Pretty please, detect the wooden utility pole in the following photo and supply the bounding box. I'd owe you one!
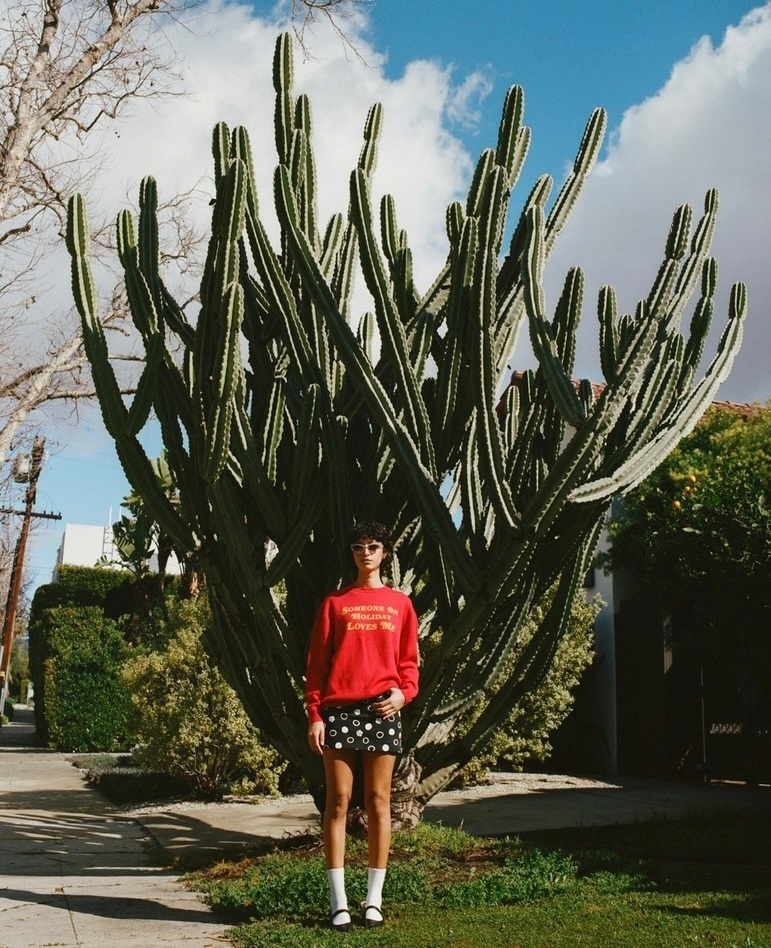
[0,438,47,714]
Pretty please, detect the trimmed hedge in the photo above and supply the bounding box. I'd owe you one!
[28,566,134,745]
[40,605,133,752]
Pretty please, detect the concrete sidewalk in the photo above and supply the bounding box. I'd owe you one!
[2,707,770,947]
[134,769,771,862]
[0,710,228,947]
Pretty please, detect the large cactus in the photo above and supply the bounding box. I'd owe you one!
[66,33,745,823]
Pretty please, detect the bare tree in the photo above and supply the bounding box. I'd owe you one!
[0,0,358,476]
[0,0,195,472]
[291,0,373,55]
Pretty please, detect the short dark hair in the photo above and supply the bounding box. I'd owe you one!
[347,521,394,556]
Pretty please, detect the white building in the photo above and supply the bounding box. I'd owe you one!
[53,523,182,579]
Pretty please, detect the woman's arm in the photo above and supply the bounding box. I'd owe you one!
[305,598,334,724]
[308,719,325,755]
[397,596,420,703]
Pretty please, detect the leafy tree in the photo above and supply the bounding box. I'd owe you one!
[605,404,770,781]
[605,404,771,645]
[0,0,198,478]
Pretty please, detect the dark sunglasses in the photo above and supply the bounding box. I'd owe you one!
[350,542,383,554]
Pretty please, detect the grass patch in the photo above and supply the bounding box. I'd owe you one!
[188,814,771,947]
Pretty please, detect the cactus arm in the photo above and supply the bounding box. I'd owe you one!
[358,103,383,175]
[494,173,552,373]
[459,418,484,537]
[66,194,130,433]
[679,259,716,389]
[294,94,319,248]
[495,85,527,186]
[288,384,321,523]
[598,285,619,383]
[117,209,162,335]
[262,381,286,485]
[433,215,477,464]
[125,333,163,436]
[553,266,583,378]
[230,403,288,539]
[349,168,437,476]
[472,168,522,529]
[320,212,345,283]
[645,202,692,320]
[194,157,247,419]
[203,283,245,482]
[522,207,586,427]
[275,164,481,594]
[137,176,163,310]
[465,149,496,218]
[273,32,294,165]
[543,108,606,253]
[569,281,746,503]
[660,190,717,330]
[212,120,232,185]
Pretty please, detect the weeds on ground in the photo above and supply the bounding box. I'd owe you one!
[194,823,576,920]
[188,813,771,948]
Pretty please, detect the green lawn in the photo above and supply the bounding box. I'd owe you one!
[188,813,771,948]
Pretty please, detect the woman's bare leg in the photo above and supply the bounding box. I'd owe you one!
[362,752,397,867]
[361,752,396,925]
[322,749,356,868]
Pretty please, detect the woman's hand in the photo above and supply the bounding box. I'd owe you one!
[308,720,325,756]
[372,688,405,718]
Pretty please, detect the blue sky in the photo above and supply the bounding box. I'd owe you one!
[19,0,771,590]
[367,1,752,178]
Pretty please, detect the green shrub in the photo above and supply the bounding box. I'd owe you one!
[54,564,135,601]
[28,567,134,742]
[452,588,600,785]
[123,596,285,799]
[41,606,133,752]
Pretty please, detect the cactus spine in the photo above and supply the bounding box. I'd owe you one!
[66,33,745,821]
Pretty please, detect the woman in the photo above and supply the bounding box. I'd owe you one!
[306,521,419,932]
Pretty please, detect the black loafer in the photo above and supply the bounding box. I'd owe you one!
[330,908,352,932]
[364,905,384,929]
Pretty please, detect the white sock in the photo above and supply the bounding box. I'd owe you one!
[365,867,386,919]
[327,867,349,921]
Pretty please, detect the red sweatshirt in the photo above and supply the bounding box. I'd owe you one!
[305,584,419,724]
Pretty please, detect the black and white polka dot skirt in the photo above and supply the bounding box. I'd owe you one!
[321,691,402,754]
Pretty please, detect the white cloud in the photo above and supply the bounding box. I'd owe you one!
[446,68,495,127]
[546,3,771,403]
[95,0,475,296]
